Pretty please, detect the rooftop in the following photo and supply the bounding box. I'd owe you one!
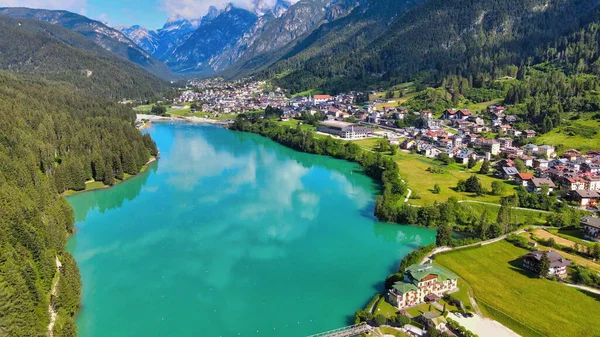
[405,263,458,282]
[319,120,357,129]
[581,216,600,229]
[523,250,571,268]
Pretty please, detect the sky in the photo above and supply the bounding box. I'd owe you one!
[0,0,287,30]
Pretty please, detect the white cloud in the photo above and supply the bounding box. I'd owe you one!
[159,0,298,20]
[0,0,88,14]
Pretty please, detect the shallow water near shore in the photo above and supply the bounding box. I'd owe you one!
[67,122,435,337]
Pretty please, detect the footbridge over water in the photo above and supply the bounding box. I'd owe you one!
[306,322,377,337]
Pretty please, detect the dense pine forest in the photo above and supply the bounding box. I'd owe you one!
[264,0,600,95]
[0,71,157,336]
[0,15,168,99]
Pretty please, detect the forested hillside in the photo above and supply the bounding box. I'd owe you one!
[264,0,600,93]
[0,15,168,99]
[0,7,174,79]
[0,70,158,336]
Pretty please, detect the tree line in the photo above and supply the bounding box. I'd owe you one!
[0,71,157,337]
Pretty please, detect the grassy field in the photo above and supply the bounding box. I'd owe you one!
[462,203,548,226]
[375,326,410,337]
[374,297,399,318]
[519,230,600,272]
[448,278,474,312]
[134,104,192,115]
[459,98,503,113]
[536,117,600,152]
[393,151,514,206]
[277,119,316,131]
[434,241,600,337]
[405,303,441,317]
[351,138,381,151]
[547,228,595,248]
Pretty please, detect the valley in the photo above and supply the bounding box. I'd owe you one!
[1,1,600,337]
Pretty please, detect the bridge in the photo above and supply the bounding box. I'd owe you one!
[307,322,376,337]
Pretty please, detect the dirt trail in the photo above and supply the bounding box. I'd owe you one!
[47,257,62,337]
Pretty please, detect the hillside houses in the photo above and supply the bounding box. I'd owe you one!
[176,80,600,211]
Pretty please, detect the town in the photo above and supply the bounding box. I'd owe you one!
[146,78,600,212]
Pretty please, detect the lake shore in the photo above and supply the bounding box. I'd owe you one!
[136,113,229,129]
[63,156,158,197]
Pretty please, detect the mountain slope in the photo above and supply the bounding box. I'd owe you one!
[0,15,168,98]
[264,0,600,92]
[165,5,258,74]
[0,7,174,79]
[215,0,361,75]
[0,69,158,337]
[117,25,160,55]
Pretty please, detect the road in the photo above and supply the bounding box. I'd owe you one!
[563,283,600,296]
[456,200,552,213]
[419,232,518,265]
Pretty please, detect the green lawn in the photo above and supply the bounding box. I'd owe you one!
[351,138,381,151]
[434,240,600,337]
[376,326,410,337]
[405,303,442,317]
[462,203,548,226]
[446,278,473,312]
[374,298,399,318]
[459,98,503,113]
[537,118,600,152]
[394,151,513,206]
[277,119,316,131]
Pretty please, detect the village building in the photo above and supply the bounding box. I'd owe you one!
[585,176,600,191]
[529,177,556,194]
[581,216,600,242]
[560,177,587,191]
[570,190,600,207]
[387,264,458,310]
[516,172,534,187]
[522,250,571,277]
[418,312,448,332]
[316,120,372,139]
[312,94,333,105]
[442,108,457,120]
[499,166,519,180]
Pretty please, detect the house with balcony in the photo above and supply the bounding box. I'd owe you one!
[581,216,600,242]
[387,264,458,309]
[522,251,571,277]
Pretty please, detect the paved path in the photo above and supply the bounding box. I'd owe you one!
[456,200,551,213]
[563,283,600,295]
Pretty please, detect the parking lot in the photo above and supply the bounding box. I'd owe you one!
[449,312,520,337]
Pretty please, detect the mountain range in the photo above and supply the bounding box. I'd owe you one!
[2,0,600,94]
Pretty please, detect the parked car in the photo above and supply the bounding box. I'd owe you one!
[455,312,462,318]
[464,312,474,318]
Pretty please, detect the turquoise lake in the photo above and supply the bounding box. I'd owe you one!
[67,123,435,337]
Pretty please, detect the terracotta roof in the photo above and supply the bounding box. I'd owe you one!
[314,95,332,99]
[518,173,533,180]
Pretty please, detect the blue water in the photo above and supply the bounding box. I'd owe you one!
[67,122,435,337]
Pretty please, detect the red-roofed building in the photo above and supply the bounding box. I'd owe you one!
[517,172,534,187]
[458,109,472,119]
[442,109,457,120]
[312,94,333,104]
